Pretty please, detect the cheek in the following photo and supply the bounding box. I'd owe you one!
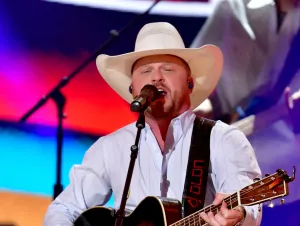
[132,84,141,96]
[169,79,188,93]
[132,79,147,95]
[170,81,190,100]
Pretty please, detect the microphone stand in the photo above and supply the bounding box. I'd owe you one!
[19,0,162,200]
[114,111,145,226]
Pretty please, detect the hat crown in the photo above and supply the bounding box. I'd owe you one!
[134,22,185,52]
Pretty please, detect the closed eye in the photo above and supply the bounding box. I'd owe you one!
[163,68,174,72]
[141,69,151,74]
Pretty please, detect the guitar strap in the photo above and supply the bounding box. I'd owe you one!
[181,117,216,217]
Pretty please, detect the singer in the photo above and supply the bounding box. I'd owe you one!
[44,22,262,226]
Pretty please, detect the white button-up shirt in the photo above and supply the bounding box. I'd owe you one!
[44,110,262,225]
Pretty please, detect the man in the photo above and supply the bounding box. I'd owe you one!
[191,0,300,122]
[191,0,300,213]
[43,22,262,226]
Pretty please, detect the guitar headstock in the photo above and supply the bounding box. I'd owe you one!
[240,167,296,207]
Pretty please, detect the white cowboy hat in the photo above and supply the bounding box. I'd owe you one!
[96,22,223,110]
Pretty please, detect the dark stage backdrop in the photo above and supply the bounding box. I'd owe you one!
[0,0,206,135]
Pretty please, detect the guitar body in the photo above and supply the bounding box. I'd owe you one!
[73,169,294,226]
[74,196,182,226]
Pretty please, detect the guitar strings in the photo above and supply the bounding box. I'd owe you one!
[175,178,276,226]
[171,176,275,226]
[177,181,273,226]
[175,191,277,226]
[172,193,238,226]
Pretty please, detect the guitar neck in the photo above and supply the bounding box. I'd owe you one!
[171,192,239,226]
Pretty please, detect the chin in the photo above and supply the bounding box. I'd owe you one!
[147,102,174,118]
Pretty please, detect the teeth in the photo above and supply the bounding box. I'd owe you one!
[158,89,166,96]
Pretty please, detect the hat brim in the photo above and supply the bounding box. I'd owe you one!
[96,44,223,110]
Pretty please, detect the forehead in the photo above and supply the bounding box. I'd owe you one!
[132,54,189,69]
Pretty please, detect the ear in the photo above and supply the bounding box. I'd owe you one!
[188,76,194,93]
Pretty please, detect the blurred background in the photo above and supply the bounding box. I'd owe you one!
[0,0,299,225]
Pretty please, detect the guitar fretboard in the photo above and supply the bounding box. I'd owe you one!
[170,192,239,226]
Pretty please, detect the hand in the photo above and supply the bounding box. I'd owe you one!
[199,193,245,226]
[285,87,300,134]
[285,87,300,148]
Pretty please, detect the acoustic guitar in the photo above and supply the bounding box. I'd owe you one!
[74,167,295,226]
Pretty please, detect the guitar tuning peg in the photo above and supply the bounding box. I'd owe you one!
[265,173,270,177]
[253,178,260,182]
[268,200,274,208]
[281,199,285,205]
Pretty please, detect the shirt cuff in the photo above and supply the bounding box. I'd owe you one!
[239,205,262,226]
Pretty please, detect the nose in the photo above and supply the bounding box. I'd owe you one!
[151,70,165,83]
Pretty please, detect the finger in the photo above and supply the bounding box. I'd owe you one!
[221,207,244,220]
[220,201,230,218]
[285,86,291,97]
[199,212,211,225]
[207,211,221,226]
[213,193,226,205]
[214,212,227,226]
[215,214,239,226]
[285,87,292,109]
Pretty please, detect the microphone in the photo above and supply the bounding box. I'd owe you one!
[130,84,159,112]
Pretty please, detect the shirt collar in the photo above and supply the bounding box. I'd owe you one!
[143,109,196,145]
[172,109,196,135]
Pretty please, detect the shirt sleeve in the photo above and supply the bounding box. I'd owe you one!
[189,0,236,118]
[211,122,263,226]
[43,138,112,226]
[189,0,229,48]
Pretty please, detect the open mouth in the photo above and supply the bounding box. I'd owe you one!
[157,88,167,97]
